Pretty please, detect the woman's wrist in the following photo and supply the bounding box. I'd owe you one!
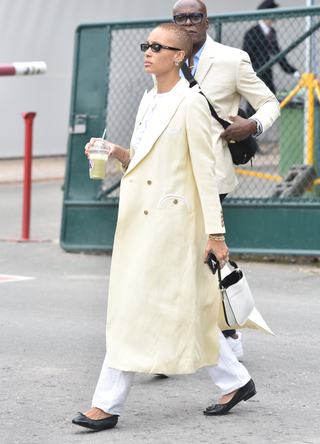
[208,234,225,241]
[114,147,130,167]
[114,147,128,162]
[117,148,127,162]
[119,149,130,165]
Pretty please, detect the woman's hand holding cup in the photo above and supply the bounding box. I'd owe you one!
[85,138,111,158]
[85,138,125,161]
[85,138,111,180]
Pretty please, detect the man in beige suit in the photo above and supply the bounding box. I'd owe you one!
[173,0,280,355]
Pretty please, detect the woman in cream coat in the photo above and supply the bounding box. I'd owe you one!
[73,23,256,432]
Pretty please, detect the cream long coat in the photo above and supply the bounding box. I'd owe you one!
[106,79,225,374]
[193,35,281,194]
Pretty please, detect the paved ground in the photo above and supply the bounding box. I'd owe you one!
[0,163,320,444]
[0,156,66,185]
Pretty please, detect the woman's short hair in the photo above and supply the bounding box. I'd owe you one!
[156,23,193,61]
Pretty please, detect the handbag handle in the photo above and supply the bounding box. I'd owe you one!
[217,263,223,289]
[217,259,240,289]
[181,63,230,131]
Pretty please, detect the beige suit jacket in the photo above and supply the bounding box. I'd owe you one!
[194,35,280,194]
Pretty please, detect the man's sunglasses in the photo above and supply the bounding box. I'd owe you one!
[140,43,181,53]
[173,13,205,25]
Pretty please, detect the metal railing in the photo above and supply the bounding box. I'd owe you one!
[88,6,320,203]
[61,6,320,253]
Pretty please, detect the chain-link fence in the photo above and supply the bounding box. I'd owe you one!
[100,7,320,202]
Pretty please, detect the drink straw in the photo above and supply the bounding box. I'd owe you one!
[98,128,106,153]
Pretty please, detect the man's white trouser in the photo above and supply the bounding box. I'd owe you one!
[92,329,250,416]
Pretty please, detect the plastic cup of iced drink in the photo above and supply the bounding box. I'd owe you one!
[88,141,110,179]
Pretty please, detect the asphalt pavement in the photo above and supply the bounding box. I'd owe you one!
[0,163,320,444]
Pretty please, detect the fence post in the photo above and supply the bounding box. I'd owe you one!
[21,112,36,241]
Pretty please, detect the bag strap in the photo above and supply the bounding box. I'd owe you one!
[217,264,223,289]
[217,259,239,289]
[181,63,230,131]
[181,62,198,87]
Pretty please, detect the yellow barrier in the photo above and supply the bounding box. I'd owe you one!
[235,169,282,181]
[280,73,320,166]
[235,75,320,191]
[234,171,320,187]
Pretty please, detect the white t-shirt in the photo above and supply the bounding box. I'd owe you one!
[132,90,173,152]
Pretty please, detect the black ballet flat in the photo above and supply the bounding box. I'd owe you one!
[72,412,118,431]
[203,379,256,416]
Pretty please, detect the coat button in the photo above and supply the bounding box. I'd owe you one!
[144,210,148,215]
[147,180,152,185]
[173,199,178,204]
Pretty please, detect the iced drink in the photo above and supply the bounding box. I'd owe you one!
[89,142,109,180]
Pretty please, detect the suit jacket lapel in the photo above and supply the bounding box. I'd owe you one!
[125,79,189,175]
[195,35,215,85]
[132,89,154,134]
[256,25,268,45]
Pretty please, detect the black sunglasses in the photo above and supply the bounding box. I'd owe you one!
[140,43,181,53]
[173,13,205,25]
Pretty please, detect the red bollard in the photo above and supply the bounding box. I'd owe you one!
[21,112,36,241]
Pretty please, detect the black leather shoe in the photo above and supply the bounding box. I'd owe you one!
[203,379,256,416]
[72,412,118,431]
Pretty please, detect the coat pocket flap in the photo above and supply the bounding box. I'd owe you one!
[157,194,191,213]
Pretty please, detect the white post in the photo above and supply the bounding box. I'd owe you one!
[13,61,47,75]
[304,0,312,163]
[0,62,47,77]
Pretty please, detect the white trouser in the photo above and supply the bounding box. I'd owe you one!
[92,328,251,416]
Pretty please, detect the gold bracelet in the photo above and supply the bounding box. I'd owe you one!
[118,150,126,162]
[209,235,225,241]
[116,150,130,170]
[121,154,130,166]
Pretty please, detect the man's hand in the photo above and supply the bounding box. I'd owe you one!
[220,114,256,143]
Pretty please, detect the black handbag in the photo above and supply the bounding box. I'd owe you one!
[181,63,257,165]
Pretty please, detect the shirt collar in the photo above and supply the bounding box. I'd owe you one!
[185,39,207,76]
[193,40,206,63]
[259,20,271,36]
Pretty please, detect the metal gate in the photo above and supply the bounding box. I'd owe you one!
[61,6,320,254]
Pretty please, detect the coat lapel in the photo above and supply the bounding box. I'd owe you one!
[195,35,215,85]
[132,89,154,134]
[125,79,189,175]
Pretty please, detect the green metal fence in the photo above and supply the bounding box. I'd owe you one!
[61,6,320,254]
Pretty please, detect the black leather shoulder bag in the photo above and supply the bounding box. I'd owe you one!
[181,63,257,165]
